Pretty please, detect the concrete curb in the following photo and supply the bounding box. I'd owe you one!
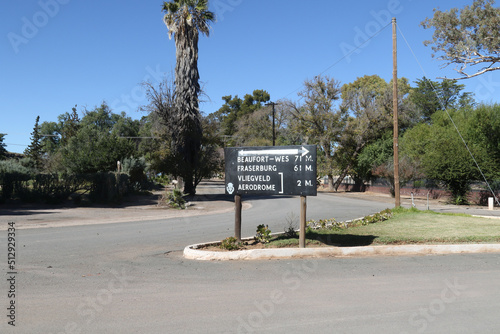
[183,242,500,261]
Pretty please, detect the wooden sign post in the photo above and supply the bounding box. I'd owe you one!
[235,194,242,242]
[299,195,307,248]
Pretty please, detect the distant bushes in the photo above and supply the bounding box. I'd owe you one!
[0,159,32,202]
[120,156,152,191]
[88,172,130,203]
[0,171,132,204]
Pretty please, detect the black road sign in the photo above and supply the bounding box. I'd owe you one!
[224,145,317,196]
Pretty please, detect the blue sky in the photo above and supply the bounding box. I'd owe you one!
[2,0,500,153]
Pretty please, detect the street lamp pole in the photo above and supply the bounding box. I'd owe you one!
[265,102,279,146]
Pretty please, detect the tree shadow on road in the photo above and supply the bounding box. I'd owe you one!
[307,231,378,247]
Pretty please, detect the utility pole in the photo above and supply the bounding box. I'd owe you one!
[392,17,400,207]
[265,102,279,146]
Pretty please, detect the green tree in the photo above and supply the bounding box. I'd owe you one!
[461,104,500,179]
[371,155,423,197]
[162,0,215,195]
[401,108,496,203]
[233,108,273,147]
[136,115,161,163]
[212,94,243,139]
[60,103,137,174]
[422,0,500,79]
[24,116,44,170]
[355,131,394,183]
[232,100,290,147]
[39,121,60,154]
[210,89,271,145]
[0,133,7,160]
[332,75,414,191]
[286,75,345,190]
[58,105,80,146]
[409,77,474,122]
[35,106,81,172]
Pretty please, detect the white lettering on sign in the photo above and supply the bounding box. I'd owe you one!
[237,155,269,163]
[237,165,277,172]
[274,156,289,163]
[237,175,272,182]
[238,184,276,191]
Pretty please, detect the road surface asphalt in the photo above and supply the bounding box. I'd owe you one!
[1,180,500,333]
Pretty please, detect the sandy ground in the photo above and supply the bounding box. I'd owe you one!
[0,181,248,230]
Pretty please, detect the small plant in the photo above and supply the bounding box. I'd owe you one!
[220,237,242,250]
[380,208,392,215]
[167,188,186,209]
[452,195,469,205]
[306,209,393,230]
[255,224,272,243]
[283,212,298,238]
[152,174,171,186]
[307,218,345,230]
[351,209,393,226]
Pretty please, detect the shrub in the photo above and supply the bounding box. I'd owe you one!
[0,167,133,204]
[220,237,242,250]
[152,174,171,186]
[283,212,298,238]
[255,224,271,244]
[307,218,346,230]
[0,172,31,201]
[89,172,129,203]
[21,173,85,203]
[351,209,392,226]
[121,157,150,191]
[0,159,33,174]
[0,160,33,201]
[166,189,186,209]
[307,209,393,231]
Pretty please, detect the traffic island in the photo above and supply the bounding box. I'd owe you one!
[183,242,500,261]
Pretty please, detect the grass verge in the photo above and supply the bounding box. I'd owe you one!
[264,208,500,248]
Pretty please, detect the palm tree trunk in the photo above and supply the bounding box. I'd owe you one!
[173,21,203,195]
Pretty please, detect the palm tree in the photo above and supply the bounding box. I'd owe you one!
[162,0,215,195]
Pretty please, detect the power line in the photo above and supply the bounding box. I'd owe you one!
[5,143,28,147]
[281,21,392,100]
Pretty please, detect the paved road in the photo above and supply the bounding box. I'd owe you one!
[1,186,500,333]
